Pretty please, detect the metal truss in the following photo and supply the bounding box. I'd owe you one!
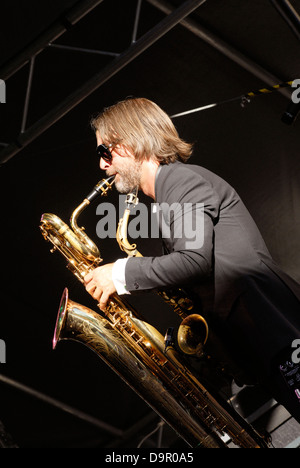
[0,0,293,166]
[269,0,300,41]
[0,0,206,165]
[0,373,161,447]
[149,0,292,98]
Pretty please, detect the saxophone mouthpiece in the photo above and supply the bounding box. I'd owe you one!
[105,175,116,185]
[86,176,115,202]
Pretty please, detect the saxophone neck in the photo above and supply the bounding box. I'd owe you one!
[70,176,115,259]
[116,188,142,257]
[70,199,91,238]
[70,176,116,257]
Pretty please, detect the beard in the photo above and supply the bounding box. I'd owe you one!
[110,159,142,194]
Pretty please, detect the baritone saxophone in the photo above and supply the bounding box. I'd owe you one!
[116,189,209,357]
[40,177,269,449]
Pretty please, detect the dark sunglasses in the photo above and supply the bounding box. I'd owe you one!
[96,144,113,163]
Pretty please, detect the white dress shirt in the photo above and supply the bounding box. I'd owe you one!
[112,258,130,295]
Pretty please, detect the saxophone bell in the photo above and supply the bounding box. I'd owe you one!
[177,314,209,357]
[53,287,69,350]
[52,288,268,449]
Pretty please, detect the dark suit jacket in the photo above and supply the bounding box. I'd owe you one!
[125,162,300,370]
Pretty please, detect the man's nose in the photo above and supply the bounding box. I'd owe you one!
[99,158,111,171]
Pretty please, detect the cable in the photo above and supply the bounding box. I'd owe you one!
[137,420,165,448]
[171,80,295,119]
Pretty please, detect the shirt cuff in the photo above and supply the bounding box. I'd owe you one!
[112,258,130,295]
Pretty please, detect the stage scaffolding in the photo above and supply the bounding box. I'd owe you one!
[0,0,292,166]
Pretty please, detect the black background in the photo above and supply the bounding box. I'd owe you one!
[0,0,299,447]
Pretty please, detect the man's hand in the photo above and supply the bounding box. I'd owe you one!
[84,263,116,311]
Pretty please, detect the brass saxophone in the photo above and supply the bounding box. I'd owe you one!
[116,189,209,357]
[40,177,115,282]
[40,178,269,449]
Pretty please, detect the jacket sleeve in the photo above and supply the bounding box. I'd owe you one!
[124,166,220,292]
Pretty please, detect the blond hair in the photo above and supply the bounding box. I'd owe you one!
[90,98,193,164]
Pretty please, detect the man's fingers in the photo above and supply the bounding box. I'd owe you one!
[99,291,109,312]
[85,282,96,294]
[83,264,116,309]
[84,271,94,284]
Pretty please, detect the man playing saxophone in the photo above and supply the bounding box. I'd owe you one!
[84,97,300,425]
